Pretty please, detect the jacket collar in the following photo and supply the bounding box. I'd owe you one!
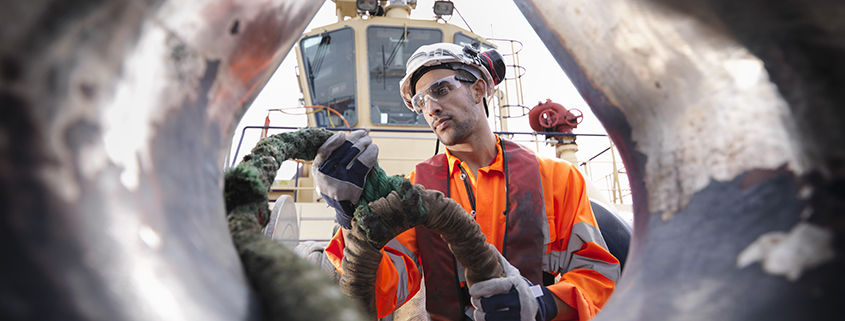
[443,136,505,176]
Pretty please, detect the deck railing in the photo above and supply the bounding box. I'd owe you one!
[231,126,632,242]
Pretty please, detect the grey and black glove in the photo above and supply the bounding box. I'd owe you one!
[470,245,558,321]
[311,130,378,229]
[293,241,341,284]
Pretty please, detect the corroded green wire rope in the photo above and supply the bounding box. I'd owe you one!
[224,128,370,321]
[224,127,411,227]
[224,126,419,245]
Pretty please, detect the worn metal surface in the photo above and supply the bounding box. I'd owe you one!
[0,0,322,320]
[4,0,843,319]
[515,0,844,319]
[263,195,299,248]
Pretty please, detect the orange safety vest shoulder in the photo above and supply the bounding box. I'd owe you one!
[414,139,546,321]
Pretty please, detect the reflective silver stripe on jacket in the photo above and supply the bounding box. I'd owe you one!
[385,239,420,304]
[569,254,621,283]
[386,239,420,270]
[542,222,620,282]
[385,251,410,304]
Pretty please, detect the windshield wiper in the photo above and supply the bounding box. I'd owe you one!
[307,33,331,92]
[378,31,407,88]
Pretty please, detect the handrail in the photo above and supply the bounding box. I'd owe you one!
[230,125,609,167]
[233,125,630,204]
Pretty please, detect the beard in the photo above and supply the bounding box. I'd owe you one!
[434,116,474,146]
[430,93,481,146]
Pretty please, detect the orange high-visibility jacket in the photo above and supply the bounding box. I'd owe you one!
[326,138,620,320]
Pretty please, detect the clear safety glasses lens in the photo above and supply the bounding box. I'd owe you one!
[410,75,466,114]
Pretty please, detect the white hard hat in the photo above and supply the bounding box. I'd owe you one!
[399,43,498,111]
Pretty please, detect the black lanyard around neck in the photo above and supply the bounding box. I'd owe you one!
[445,139,512,316]
[447,139,512,255]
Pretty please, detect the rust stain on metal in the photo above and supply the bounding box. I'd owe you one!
[740,165,791,190]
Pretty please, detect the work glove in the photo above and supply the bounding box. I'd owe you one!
[470,246,558,321]
[312,130,378,229]
[293,241,341,284]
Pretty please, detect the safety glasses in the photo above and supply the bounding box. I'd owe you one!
[410,75,474,114]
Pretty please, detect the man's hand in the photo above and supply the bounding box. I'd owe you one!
[312,130,378,229]
[470,246,558,321]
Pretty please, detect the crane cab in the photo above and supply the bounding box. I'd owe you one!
[293,0,497,177]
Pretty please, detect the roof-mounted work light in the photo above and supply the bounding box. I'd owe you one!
[357,0,378,12]
[433,1,454,16]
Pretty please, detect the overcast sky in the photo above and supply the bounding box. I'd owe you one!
[229,0,619,180]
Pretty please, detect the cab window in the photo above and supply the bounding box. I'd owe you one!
[301,28,357,127]
[367,26,443,126]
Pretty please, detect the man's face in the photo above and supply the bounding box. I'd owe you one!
[413,69,484,146]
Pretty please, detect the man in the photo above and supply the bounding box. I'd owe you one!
[316,43,619,321]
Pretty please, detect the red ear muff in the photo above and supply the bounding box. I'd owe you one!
[479,50,506,85]
[462,44,506,86]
